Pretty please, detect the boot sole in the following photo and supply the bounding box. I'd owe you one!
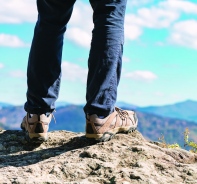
[86,127,136,142]
[25,132,48,143]
[21,124,48,143]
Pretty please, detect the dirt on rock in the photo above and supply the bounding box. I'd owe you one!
[0,129,197,184]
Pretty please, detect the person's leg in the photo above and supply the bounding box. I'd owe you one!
[84,0,138,141]
[22,0,76,142]
[25,0,76,114]
[84,0,127,117]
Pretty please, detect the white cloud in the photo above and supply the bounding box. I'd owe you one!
[0,63,4,69]
[124,15,143,40]
[124,5,179,41]
[147,0,197,28]
[159,0,197,14]
[124,0,197,41]
[65,2,93,47]
[61,61,88,83]
[0,1,92,47]
[124,70,157,82]
[127,0,153,7]
[137,7,179,28]
[169,20,197,49]
[0,34,27,47]
[9,70,26,78]
[0,0,36,23]
[122,57,130,63]
[66,27,91,48]
[1,0,197,49]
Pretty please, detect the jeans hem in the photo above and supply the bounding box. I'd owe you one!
[24,106,55,114]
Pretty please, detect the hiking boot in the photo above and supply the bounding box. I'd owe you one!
[21,113,52,143]
[85,107,138,142]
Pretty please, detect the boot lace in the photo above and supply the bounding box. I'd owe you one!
[115,107,129,121]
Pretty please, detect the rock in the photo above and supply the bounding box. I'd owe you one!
[0,130,197,184]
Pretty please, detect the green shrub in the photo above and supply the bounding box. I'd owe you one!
[184,128,197,153]
[158,128,197,153]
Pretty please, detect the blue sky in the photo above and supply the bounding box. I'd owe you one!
[0,0,197,107]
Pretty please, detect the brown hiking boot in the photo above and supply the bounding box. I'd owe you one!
[85,107,138,142]
[21,113,52,143]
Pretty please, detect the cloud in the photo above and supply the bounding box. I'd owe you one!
[0,1,92,47]
[9,70,26,78]
[159,0,197,14]
[127,0,153,7]
[124,70,157,82]
[169,20,197,49]
[0,0,36,23]
[124,15,143,40]
[66,27,91,48]
[61,61,88,83]
[2,0,197,49]
[124,0,197,41]
[122,57,130,63]
[0,34,27,47]
[65,2,93,47]
[137,7,179,28]
[140,0,197,28]
[124,5,179,41]
[0,63,4,69]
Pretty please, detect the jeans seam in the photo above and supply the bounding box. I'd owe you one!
[106,44,121,107]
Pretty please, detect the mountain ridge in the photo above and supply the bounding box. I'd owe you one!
[137,99,197,122]
[1,99,196,122]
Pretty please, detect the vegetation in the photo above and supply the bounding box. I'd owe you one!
[184,128,197,153]
[158,128,197,153]
[158,134,180,149]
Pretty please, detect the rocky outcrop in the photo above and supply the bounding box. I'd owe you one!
[0,129,197,184]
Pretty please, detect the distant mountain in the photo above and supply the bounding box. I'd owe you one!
[55,101,71,108]
[0,106,25,129]
[115,101,138,110]
[137,100,197,123]
[136,111,197,147]
[0,102,13,109]
[55,101,138,109]
[50,105,85,132]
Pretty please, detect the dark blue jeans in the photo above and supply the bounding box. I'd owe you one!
[25,0,127,117]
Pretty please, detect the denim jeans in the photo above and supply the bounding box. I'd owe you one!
[25,0,127,117]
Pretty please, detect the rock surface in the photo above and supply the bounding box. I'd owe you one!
[0,129,197,184]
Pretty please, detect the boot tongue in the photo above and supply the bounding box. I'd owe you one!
[28,114,39,122]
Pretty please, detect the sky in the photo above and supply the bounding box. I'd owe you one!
[0,0,197,107]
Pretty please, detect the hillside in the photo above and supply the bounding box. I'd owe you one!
[0,102,13,109]
[137,111,197,147]
[137,100,197,123]
[0,130,197,183]
[0,106,26,129]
